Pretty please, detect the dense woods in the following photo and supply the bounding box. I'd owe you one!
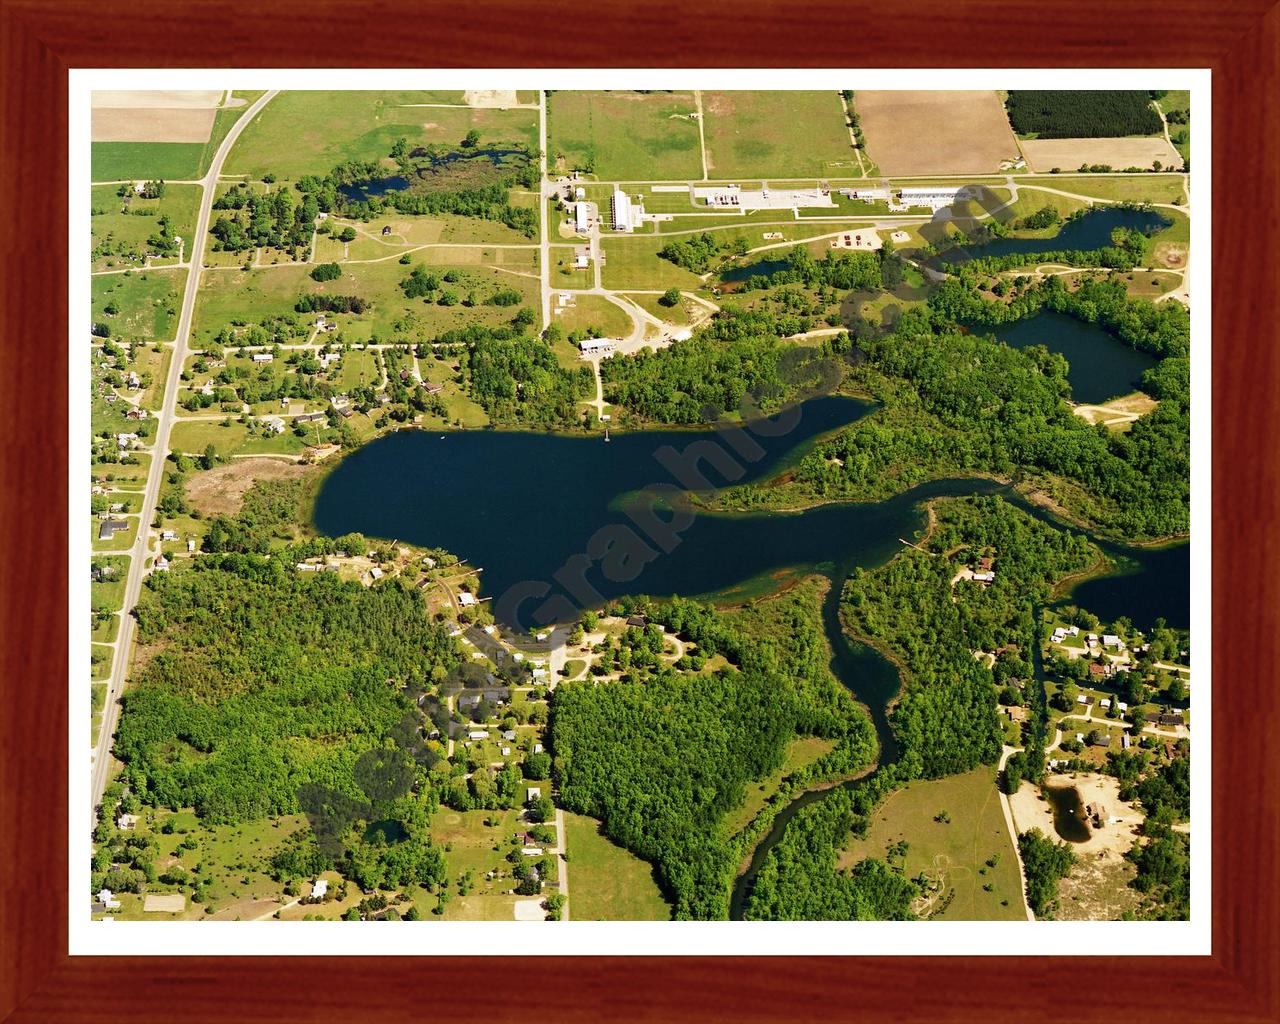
[745,497,1096,917]
[1005,91,1163,138]
[1018,828,1076,916]
[115,555,459,823]
[211,182,317,255]
[550,592,876,919]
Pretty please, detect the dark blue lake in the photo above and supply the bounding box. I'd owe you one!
[970,311,1158,405]
[337,176,411,202]
[944,206,1170,263]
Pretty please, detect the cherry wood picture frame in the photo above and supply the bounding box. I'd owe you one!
[2,2,1277,1020]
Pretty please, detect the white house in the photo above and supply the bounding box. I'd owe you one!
[1102,634,1125,649]
[311,879,328,900]
[521,847,544,857]
[252,352,274,364]
[468,731,490,741]
[161,529,177,541]
[97,888,121,909]
[458,591,476,607]
[261,415,286,435]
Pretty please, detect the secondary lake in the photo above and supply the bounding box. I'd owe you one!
[941,206,1171,264]
[968,311,1158,405]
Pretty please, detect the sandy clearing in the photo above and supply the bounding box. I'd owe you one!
[185,458,312,517]
[93,107,217,143]
[464,90,521,108]
[1073,392,1158,429]
[1008,773,1144,860]
[855,91,1019,176]
[513,899,545,921]
[92,90,223,109]
[1020,136,1182,173]
[142,893,186,913]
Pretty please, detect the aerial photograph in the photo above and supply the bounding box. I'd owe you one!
[87,87,1193,925]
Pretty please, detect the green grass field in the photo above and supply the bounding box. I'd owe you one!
[192,258,538,346]
[1022,174,1186,205]
[553,295,633,339]
[1157,90,1191,165]
[600,236,707,291]
[839,766,1025,921]
[91,184,201,271]
[701,91,857,179]
[92,269,187,341]
[224,91,539,181]
[548,91,703,181]
[561,811,672,920]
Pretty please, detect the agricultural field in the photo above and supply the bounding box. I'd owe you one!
[1020,137,1182,174]
[562,812,671,921]
[91,184,201,271]
[91,269,187,341]
[839,766,1025,921]
[701,91,857,179]
[855,91,1019,176]
[91,94,259,182]
[548,91,703,181]
[223,91,539,181]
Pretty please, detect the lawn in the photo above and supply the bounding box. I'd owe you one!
[91,184,201,271]
[91,555,130,613]
[91,515,137,552]
[224,91,539,181]
[561,811,672,921]
[838,766,1025,921]
[701,91,857,179]
[547,91,703,181]
[92,269,187,342]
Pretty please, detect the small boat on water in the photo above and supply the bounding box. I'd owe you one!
[604,427,611,442]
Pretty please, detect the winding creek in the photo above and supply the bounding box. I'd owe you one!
[313,394,1189,918]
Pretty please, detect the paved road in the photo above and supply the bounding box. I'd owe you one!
[90,90,280,823]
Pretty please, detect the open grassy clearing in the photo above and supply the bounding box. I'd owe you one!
[622,291,696,328]
[1157,90,1192,165]
[855,91,1019,176]
[92,269,187,342]
[600,237,706,291]
[95,455,151,490]
[91,184,201,271]
[169,419,305,459]
[998,190,1090,228]
[701,91,857,179]
[428,807,536,921]
[562,811,672,920]
[722,736,838,838]
[91,645,114,681]
[552,295,633,338]
[839,765,1024,921]
[191,258,538,346]
[1020,174,1186,205]
[548,91,703,180]
[224,91,538,181]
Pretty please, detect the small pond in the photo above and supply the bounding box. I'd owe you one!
[1044,783,1092,843]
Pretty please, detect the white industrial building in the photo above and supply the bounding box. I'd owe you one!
[693,183,835,211]
[579,337,617,357]
[611,188,645,231]
[894,186,977,212]
[574,201,591,234]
